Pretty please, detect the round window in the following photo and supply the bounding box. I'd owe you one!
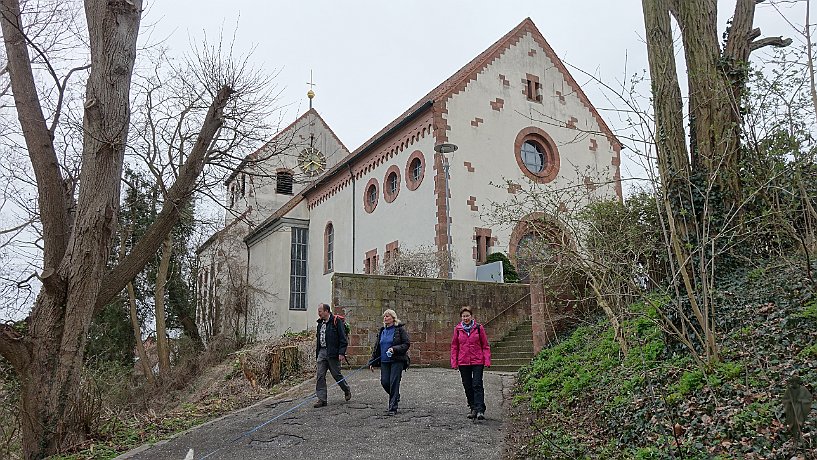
[520,141,545,174]
[514,128,560,183]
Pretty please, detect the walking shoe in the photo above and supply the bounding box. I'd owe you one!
[387,410,397,416]
[476,412,485,420]
[313,400,327,408]
[467,410,477,419]
[344,389,352,401]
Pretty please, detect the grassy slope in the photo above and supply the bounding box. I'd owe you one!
[510,259,817,459]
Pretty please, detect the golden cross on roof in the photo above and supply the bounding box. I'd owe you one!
[307,70,316,109]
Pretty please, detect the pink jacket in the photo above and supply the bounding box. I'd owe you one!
[450,322,491,368]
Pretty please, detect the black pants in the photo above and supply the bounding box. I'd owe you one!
[459,365,486,412]
[380,361,404,411]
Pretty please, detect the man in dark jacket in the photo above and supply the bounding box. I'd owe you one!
[314,303,352,407]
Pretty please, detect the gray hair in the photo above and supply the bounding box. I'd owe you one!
[382,309,401,325]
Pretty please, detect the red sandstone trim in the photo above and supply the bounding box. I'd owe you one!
[364,248,379,274]
[583,176,597,191]
[464,161,475,173]
[490,98,505,111]
[612,144,623,200]
[589,138,598,152]
[385,240,400,264]
[467,195,478,212]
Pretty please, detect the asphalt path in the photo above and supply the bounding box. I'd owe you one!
[117,367,511,460]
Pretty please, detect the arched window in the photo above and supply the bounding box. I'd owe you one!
[324,222,334,273]
[509,213,567,282]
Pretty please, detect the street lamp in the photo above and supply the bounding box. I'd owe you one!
[434,142,458,279]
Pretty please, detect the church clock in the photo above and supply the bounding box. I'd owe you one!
[298,147,326,176]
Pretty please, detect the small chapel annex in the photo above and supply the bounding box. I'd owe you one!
[196,18,622,342]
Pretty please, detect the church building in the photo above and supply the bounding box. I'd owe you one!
[196,18,622,342]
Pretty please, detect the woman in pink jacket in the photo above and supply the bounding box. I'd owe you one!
[450,306,491,420]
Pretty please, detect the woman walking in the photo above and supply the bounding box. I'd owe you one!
[369,309,411,416]
[450,306,491,420]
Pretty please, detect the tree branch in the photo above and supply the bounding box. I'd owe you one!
[749,36,793,51]
[0,0,70,276]
[95,85,235,310]
[49,63,91,136]
[0,321,30,371]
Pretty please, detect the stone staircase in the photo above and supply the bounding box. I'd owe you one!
[489,319,534,372]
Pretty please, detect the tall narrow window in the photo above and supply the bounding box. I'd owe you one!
[277,171,294,195]
[324,223,334,273]
[289,227,308,310]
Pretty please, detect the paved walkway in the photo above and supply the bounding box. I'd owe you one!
[118,367,511,460]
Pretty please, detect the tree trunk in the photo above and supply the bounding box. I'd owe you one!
[154,235,173,376]
[119,224,155,385]
[0,1,143,456]
[0,1,234,455]
[128,282,155,385]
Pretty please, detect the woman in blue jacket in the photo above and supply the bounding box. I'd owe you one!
[369,309,411,416]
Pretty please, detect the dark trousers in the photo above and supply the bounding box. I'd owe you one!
[459,365,486,412]
[380,361,404,411]
[316,348,350,402]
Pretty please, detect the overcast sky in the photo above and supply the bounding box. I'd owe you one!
[144,0,807,185]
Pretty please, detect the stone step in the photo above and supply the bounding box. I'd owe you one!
[484,318,534,372]
[491,350,534,359]
[490,365,525,373]
[492,344,533,353]
[491,357,533,367]
[499,335,532,344]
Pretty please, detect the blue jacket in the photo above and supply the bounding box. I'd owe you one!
[369,323,411,368]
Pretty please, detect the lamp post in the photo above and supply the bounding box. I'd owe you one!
[434,142,458,279]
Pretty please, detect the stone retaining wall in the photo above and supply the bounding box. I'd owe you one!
[332,273,530,366]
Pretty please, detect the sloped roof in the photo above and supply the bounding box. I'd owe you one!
[351,17,620,158]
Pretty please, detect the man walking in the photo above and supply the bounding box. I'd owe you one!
[314,303,352,407]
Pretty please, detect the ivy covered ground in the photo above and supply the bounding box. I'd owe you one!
[505,259,816,459]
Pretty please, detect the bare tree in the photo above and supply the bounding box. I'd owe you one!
[0,1,271,456]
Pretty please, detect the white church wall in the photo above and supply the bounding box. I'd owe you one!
[306,184,352,308]
[442,32,619,278]
[246,200,313,339]
[353,137,438,276]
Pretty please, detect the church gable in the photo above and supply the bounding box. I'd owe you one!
[224,109,350,227]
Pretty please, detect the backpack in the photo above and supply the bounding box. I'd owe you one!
[333,314,351,335]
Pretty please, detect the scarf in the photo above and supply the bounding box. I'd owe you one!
[461,320,476,336]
